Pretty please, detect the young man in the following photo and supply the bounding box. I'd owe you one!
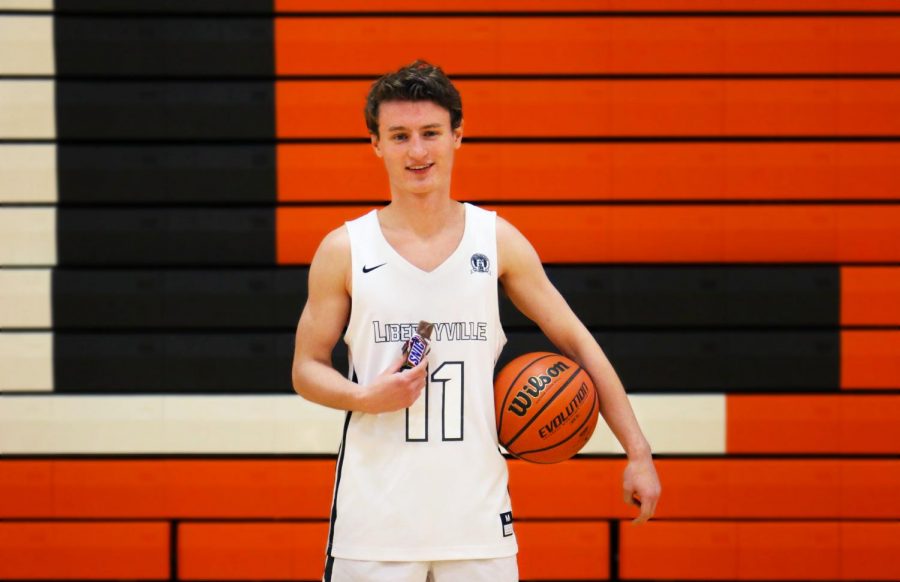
[292,61,661,582]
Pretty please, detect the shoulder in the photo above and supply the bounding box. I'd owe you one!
[309,225,351,293]
[496,215,541,278]
[314,224,350,263]
[495,214,519,243]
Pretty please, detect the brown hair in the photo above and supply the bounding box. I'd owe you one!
[365,60,463,137]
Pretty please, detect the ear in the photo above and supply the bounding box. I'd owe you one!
[370,133,383,158]
[453,120,464,149]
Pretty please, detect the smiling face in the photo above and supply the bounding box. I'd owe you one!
[371,100,463,199]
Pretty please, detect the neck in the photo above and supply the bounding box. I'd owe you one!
[381,194,462,237]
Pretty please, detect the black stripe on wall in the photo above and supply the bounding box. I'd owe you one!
[57,145,276,204]
[56,208,276,265]
[504,330,839,391]
[510,265,839,328]
[53,330,839,393]
[54,332,296,393]
[55,82,275,140]
[52,266,839,329]
[54,16,274,77]
[55,0,275,15]
[54,269,306,328]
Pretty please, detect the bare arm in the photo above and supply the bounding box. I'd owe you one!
[291,226,427,413]
[497,217,661,523]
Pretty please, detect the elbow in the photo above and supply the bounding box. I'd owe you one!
[291,360,310,399]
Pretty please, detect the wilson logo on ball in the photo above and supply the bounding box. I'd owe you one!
[507,360,571,417]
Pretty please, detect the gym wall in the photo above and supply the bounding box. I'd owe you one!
[2,0,899,580]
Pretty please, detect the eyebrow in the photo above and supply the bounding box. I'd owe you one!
[386,123,443,132]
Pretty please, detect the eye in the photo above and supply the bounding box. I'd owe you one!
[424,130,439,138]
[391,133,408,142]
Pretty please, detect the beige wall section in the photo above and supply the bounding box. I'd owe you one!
[0,395,347,453]
[584,394,726,454]
[0,332,53,393]
[0,1,53,8]
[0,16,54,74]
[0,269,51,328]
[0,81,55,138]
[0,208,56,266]
[0,393,723,454]
[0,145,58,203]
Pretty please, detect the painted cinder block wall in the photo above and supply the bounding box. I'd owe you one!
[1,0,899,580]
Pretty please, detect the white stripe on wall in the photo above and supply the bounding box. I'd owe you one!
[0,332,53,393]
[0,394,724,454]
[0,145,58,203]
[0,269,51,328]
[0,208,56,266]
[585,393,726,454]
[0,1,54,8]
[0,81,55,139]
[0,395,345,453]
[0,16,54,74]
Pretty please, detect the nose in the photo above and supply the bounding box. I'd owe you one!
[408,134,427,159]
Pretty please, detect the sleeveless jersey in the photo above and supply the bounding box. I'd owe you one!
[327,203,517,561]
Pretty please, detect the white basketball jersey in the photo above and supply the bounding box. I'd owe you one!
[327,203,517,562]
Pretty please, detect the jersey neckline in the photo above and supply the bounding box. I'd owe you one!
[371,202,471,277]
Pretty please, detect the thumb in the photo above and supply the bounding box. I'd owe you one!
[385,350,409,374]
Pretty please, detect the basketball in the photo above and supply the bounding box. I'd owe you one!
[495,352,599,463]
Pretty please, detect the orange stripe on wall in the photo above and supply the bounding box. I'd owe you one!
[0,461,51,518]
[275,18,900,74]
[278,143,900,203]
[179,522,328,581]
[726,394,900,454]
[619,521,900,580]
[277,206,367,265]
[842,331,900,389]
[4,459,896,520]
[177,521,607,581]
[843,522,900,581]
[620,521,739,580]
[274,1,900,11]
[510,459,900,519]
[517,521,609,580]
[0,460,335,519]
[842,268,900,325]
[277,205,900,264]
[0,522,169,580]
[276,80,900,138]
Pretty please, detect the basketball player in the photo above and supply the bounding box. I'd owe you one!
[292,61,661,582]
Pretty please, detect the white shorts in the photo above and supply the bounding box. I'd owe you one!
[324,556,518,582]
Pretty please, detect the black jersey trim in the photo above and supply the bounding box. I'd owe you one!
[324,409,353,558]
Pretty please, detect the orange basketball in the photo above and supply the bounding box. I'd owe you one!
[495,352,598,463]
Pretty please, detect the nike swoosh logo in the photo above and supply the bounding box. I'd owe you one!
[362,262,387,274]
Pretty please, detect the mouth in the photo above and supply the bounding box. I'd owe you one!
[406,163,434,175]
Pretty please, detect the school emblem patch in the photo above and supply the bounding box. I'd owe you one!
[470,253,490,274]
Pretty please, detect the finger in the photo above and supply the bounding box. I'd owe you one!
[385,351,409,374]
[403,357,429,380]
[646,494,659,519]
[637,506,653,524]
[627,493,644,524]
[632,494,657,525]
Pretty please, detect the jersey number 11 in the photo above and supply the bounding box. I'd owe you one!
[405,361,464,442]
